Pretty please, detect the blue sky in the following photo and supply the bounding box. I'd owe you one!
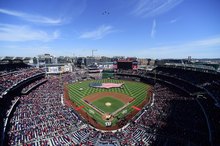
[0,0,220,58]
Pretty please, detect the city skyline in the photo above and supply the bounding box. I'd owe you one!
[0,0,220,59]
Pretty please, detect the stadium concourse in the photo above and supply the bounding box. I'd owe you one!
[0,64,220,145]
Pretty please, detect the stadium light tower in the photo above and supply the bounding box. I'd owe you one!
[92,49,97,57]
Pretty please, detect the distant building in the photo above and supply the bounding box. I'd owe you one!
[85,56,96,66]
[57,56,75,64]
[100,56,112,62]
[76,57,86,68]
[38,54,55,64]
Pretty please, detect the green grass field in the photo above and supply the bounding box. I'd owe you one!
[68,79,150,126]
[92,96,124,113]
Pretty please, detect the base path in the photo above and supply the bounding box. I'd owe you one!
[83,92,133,103]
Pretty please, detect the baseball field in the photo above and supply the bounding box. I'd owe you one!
[67,79,150,128]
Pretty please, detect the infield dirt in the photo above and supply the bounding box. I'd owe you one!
[83,92,133,103]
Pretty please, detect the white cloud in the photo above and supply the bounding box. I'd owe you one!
[132,0,184,18]
[151,19,156,38]
[0,8,63,25]
[79,25,115,40]
[138,36,220,58]
[0,45,56,57]
[188,37,220,47]
[0,24,59,42]
[170,18,178,23]
[150,37,220,51]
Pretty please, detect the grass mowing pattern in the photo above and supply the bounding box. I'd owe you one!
[68,79,149,126]
[92,96,124,113]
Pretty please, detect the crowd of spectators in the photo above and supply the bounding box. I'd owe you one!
[153,66,220,101]
[7,77,82,145]
[139,84,209,145]
[0,68,45,96]
[6,73,148,145]
[2,66,219,145]
[117,69,137,75]
[155,67,215,85]
[116,68,220,145]
[117,66,220,104]
[203,80,220,101]
[21,78,47,94]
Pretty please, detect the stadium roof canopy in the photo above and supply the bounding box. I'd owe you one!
[163,63,218,73]
[0,56,32,64]
[0,56,32,61]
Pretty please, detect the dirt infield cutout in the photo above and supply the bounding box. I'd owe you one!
[83,92,133,103]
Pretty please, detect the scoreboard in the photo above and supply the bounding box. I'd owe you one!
[118,61,132,70]
[114,60,138,70]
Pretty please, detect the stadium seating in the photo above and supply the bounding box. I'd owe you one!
[1,66,220,146]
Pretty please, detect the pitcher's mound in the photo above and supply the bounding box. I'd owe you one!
[105,102,112,106]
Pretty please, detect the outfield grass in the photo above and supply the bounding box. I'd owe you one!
[68,79,150,126]
[92,96,124,113]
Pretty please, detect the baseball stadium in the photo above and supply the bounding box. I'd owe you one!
[1,0,220,145]
[0,58,220,146]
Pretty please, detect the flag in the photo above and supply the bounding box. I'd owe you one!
[90,82,123,89]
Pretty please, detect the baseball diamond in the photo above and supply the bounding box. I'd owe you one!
[67,79,150,129]
[91,96,125,113]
